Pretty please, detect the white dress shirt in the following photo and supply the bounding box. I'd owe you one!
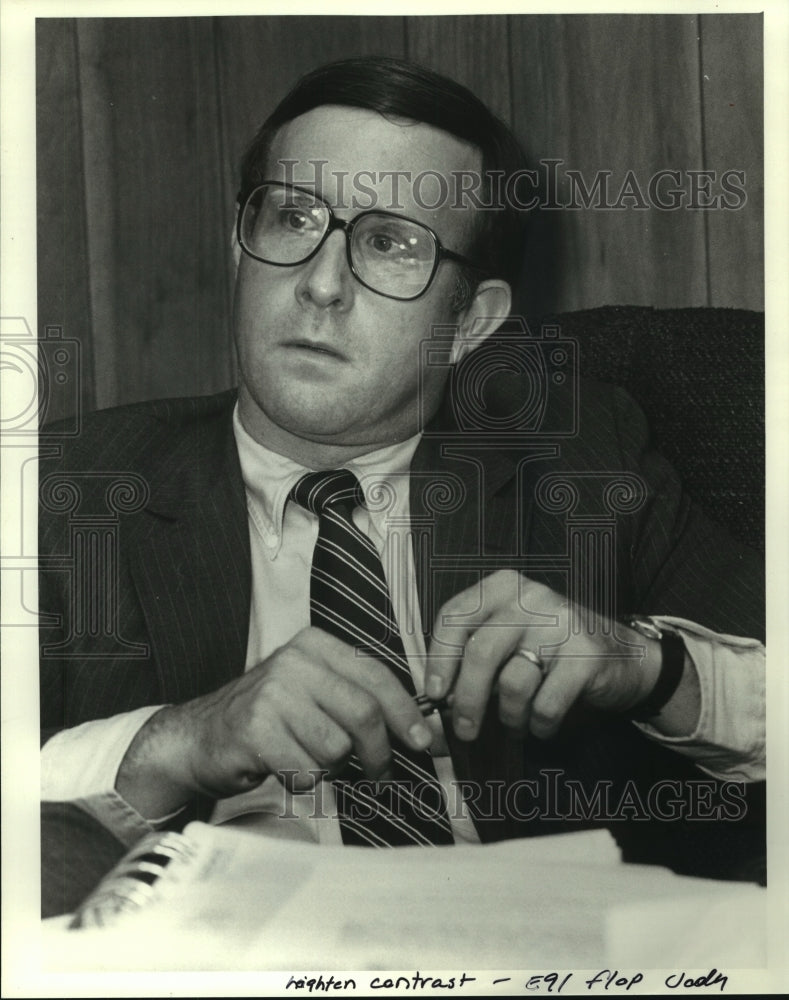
[41,405,766,847]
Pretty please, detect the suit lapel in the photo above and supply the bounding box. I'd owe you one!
[129,401,251,704]
[409,411,566,841]
[410,431,549,641]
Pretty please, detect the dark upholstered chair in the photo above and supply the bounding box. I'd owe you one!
[540,306,764,553]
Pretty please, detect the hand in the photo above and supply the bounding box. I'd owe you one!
[116,626,433,818]
[425,570,666,742]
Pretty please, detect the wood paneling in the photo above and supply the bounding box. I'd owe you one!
[510,14,709,317]
[406,15,512,123]
[36,14,763,410]
[700,14,763,310]
[76,17,233,409]
[36,19,95,418]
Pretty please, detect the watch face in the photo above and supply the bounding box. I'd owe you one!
[627,617,663,641]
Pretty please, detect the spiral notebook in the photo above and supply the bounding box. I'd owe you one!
[70,820,632,928]
[56,820,767,972]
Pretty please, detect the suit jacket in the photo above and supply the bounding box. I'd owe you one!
[39,376,765,879]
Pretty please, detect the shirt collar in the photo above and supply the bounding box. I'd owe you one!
[232,403,422,554]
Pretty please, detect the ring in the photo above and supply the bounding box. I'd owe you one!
[516,647,547,679]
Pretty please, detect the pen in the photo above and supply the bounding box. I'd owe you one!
[415,691,454,716]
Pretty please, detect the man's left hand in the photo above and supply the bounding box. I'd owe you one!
[425,570,672,741]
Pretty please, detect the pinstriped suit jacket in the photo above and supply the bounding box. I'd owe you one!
[39,380,764,876]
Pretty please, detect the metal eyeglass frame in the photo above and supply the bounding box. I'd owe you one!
[236,181,488,301]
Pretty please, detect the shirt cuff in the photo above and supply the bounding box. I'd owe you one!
[632,616,765,782]
[41,706,180,848]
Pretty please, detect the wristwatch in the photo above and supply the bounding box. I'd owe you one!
[623,616,686,721]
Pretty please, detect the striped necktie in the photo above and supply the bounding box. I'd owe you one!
[290,469,453,847]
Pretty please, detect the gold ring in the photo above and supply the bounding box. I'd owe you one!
[516,647,547,678]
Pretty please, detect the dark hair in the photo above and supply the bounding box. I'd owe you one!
[238,56,530,296]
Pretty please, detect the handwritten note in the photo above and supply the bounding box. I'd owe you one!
[282,968,729,994]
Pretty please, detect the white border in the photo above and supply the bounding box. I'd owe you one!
[2,1,787,995]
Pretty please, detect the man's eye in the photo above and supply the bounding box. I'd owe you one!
[370,234,394,253]
[280,209,311,231]
[368,232,409,255]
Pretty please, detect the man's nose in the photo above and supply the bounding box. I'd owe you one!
[295,230,353,310]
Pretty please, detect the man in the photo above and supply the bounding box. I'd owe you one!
[40,58,764,910]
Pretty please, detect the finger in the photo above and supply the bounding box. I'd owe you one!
[236,678,339,792]
[293,657,401,779]
[425,580,496,700]
[425,570,547,701]
[239,720,324,794]
[528,658,590,739]
[450,623,523,740]
[304,628,432,754]
[324,684,394,778]
[283,701,354,772]
[496,649,546,730]
[277,762,331,794]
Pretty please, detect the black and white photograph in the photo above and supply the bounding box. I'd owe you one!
[1,1,787,995]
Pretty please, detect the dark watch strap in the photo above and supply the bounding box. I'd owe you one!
[627,629,687,721]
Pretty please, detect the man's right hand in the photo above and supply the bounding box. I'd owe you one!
[115,626,433,819]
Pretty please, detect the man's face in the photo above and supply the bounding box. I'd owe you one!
[232,105,484,461]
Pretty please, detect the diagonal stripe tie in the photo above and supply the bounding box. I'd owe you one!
[290,469,453,847]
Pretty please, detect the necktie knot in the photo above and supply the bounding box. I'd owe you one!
[290,469,365,518]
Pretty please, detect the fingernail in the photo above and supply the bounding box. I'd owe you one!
[408,723,432,749]
[426,675,443,699]
[456,716,476,738]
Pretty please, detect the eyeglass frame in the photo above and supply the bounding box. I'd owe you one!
[235,180,489,302]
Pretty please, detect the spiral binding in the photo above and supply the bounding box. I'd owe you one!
[69,829,198,929]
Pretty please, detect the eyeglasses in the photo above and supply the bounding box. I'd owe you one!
[236,181,486,301]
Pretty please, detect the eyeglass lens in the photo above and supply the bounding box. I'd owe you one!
[239,184,438,299]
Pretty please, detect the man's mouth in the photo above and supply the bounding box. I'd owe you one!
[283,339,346,361]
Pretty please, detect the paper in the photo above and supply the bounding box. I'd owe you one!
[43,822,766,973]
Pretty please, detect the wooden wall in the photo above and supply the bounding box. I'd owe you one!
[36,14,763,413]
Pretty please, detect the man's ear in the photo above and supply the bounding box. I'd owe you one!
[450,279,512,364]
